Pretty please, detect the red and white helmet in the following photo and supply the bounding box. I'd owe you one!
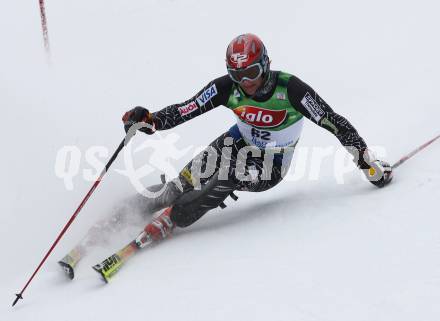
[226,33,270,83]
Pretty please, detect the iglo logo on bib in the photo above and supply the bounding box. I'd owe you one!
[234,106,287,128]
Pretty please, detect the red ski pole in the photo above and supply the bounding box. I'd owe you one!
[12,139,126,307]
[392,134,440,169]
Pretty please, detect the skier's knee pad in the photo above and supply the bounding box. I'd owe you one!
[143,180,184,213]
[170,173,236,228]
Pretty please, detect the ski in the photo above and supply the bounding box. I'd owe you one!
[92,207,174,283]
[92,242,137,283]
[92,229,154,283]
[58,247,83,280]
[58,261,75,280]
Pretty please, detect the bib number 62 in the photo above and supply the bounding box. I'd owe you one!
[251,128,271,140]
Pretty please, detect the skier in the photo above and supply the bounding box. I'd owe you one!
[59,33,393,281]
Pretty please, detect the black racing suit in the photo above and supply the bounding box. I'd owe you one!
[145,71,368,227]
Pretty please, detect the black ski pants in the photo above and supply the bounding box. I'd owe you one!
[146,127,294,228]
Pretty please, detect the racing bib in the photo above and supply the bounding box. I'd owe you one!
[226,71,304,149]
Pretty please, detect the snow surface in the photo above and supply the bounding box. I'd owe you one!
[1,0,440,320]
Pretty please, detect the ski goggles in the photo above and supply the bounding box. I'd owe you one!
[227,63,263,83]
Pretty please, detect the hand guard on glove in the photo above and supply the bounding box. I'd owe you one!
[360,149,393,188]
[366,159,393,188]
[122,106,155,134]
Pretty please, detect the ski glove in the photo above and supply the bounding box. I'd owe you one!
[365,160,393,188]
[122,106,155,134]
[358,149,393,188]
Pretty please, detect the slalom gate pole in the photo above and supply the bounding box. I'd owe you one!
[38,0,50,56]
[392,134,440,169]
[12,138,126,307]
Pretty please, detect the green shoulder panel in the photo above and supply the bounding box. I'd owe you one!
[277,71,292,87]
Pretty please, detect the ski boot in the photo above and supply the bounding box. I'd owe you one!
[92,207,175,282]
